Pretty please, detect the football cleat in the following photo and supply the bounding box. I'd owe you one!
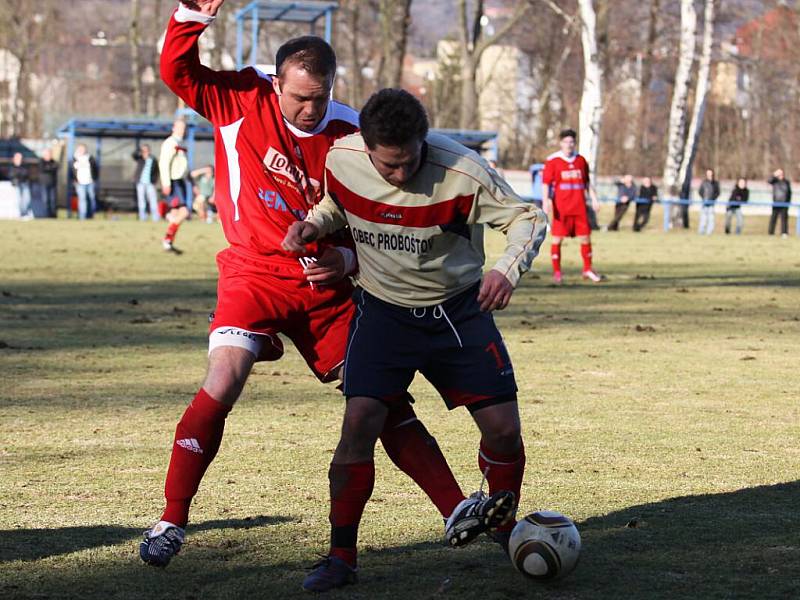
[445,490,516,548]
[302,555,357,592]
[582,269,605,283]
[553,271,563,285]
[139,520,185,567]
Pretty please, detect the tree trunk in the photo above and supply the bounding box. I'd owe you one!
[662,0,697,196]
[376,0,412,89]
[678,0,716,193]
[577,0,603,174]
[130,0,143,114]
[637,0,661,157]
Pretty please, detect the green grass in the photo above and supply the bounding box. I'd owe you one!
[1,209,799,599]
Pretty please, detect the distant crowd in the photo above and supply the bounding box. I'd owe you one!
[5,122,217,226]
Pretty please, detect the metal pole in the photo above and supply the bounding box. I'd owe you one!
[324,8,332,43]
[250,4,259,66]
[663,199,670,232]
[236,15,243,69]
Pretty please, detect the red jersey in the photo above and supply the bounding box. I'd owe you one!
[161,6,359,268]
[542,151,590,218]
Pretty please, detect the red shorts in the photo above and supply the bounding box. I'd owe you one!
[209,248,355,382]
[551,212,590,238]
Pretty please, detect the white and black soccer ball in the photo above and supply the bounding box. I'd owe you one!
[508,511,581,581]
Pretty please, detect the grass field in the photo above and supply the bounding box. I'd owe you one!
[1,208,799,599]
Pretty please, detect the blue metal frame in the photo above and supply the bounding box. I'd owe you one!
[234,1,339,69]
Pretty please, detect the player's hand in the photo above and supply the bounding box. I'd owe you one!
[161,185,171,197]
[180,0,225,16]
[478,270,514,312]
[592,198,600,212]
[282,221,320,253]
[303,247,346,285]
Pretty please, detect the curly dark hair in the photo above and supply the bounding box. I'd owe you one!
[275,36,336,81]
[360,89,429,149]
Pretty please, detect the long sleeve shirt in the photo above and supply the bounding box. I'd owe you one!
[306,132,548,307]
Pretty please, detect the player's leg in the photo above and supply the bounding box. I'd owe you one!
[163,205,189,252]
[549,223,564,283]
[140,346,256,567]
[577,212,603,282]
[295,281,465,520]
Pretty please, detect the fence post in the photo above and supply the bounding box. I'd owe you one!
[663,199,671,231]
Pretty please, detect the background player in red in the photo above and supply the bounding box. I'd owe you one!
[139,0,466,568]
[542,129,603,284]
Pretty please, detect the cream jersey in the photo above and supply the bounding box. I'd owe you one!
[306,132,547,307]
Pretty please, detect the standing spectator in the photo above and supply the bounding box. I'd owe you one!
[672,178,692,229]
[9,152,32,219]
[725,178,749,235]
[697,168,719,235]
[190,165,215,223]
[38,148,59,218]
[133,144,160,221]
[71,144,98,220]
[633,176,659,232]
[767,169,791,238]
[607,174,636,231]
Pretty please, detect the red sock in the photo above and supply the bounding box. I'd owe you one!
[165,222,180,242]
[478,439,526,531]
[551,243,561,274]
[380,401,464,518]
[161,389,232,527]
[329,461,375,567]
[580,243,593,272]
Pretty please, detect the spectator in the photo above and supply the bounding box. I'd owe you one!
[190,165,215,223]
[38,148,59,218]
[71,143,98,220]
[697,168,719,235]
[633,176,658,232]
[725,178,749,235]
[9,152,32,219]
[767,168,791,238]
[672,178,692,229]
[159,119,191,213]
[133,144,160,221]
[607,174,635,231]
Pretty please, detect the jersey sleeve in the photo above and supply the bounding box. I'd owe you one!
[158,138,175,188]
[305,166,349,237]
[160,4,261,126]
[469,168,548,287]
[582,158,590,184]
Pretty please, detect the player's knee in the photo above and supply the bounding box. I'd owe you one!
[204,347,255,404]
[482,423,522,455]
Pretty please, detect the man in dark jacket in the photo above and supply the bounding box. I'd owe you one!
[698,169,720,235]
[633,177,658,231]
[767,169,791,237]
[607,174,636,231]
[132,144,161,221]
[38,148,59,218]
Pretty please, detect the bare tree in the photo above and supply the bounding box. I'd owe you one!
[663,0,697,195]
[577,0,603,174]
[375,0,413,89]
[637,0,661,158]
[678,0,716,191]
[456,0,531,130]
[129,0,143,114]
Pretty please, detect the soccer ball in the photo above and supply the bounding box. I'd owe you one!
[508,511,581,581]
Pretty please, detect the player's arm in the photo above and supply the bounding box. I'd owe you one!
[541,163,553,215]
[587,184,600,212]
[161,1,259,124]
[473,168,548,311]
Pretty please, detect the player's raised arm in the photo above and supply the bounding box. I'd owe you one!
[161,0,260,124]
[282,221,321,253]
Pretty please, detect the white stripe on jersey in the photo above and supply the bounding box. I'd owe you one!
[284,100,359,138]
[219,117,245,221]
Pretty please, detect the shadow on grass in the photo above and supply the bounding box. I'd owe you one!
[2,483,798,599]
[0,515,292,563]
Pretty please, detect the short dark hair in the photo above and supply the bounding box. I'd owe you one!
[360,89,429,149]
[560,129,577,140]
[275,36,336,81]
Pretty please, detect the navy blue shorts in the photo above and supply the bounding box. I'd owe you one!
[342,284,517,410]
